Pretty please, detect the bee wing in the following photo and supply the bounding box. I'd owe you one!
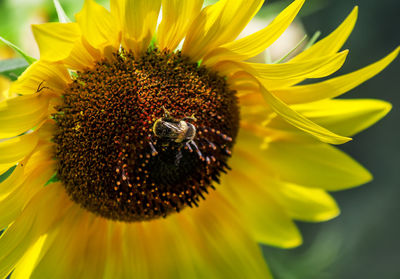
[162,122,185,138]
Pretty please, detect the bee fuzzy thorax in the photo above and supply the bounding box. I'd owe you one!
[153,112,196,145]
[54,48,239,222]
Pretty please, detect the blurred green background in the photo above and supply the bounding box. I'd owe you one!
[263,1,400,279]
[0,0,398,278]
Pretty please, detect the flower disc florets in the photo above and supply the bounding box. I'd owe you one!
[54,49,239,222]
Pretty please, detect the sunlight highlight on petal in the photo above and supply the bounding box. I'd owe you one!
[158,0,203,51]
[182,0,264,61]
[273,47,400,104]
[11,61,70,95]
[0,132,39,164]
[76,0,120,54]
[203,0,305,65]
[0,94,51,138]
[270,181,340,222]
[123,0,161,57]
[215,50,348,81]
[267,99,392,137]
[32,23,81,61]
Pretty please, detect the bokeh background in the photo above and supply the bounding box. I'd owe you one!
[262,1,400,279]
[0,0,398,278]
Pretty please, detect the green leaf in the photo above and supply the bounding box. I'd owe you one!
[0,165,16,183]
[0,58,29,80]
[45,172,60,186]
[0,36,36,64]
[53,0,71,23]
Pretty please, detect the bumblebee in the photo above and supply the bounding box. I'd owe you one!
[152,107,196,146]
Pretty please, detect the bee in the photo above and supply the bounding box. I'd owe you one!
[153,106,197,147]
[151,107,199,165]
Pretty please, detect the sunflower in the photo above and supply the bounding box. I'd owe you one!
[0,0,398,278]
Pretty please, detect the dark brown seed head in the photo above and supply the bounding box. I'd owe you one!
[53,48,239,222]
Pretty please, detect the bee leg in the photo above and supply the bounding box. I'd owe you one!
[147,134,159,156]
[185,142,193,153]
[149,141,158,156]
[196,141,212,165]
[175,150,183,166]
[121,164,133,188]
[220,133,233,143]
[204,139,217,151]
[190,141,205,161]
[114,163,132,190]
[114,138,133,191]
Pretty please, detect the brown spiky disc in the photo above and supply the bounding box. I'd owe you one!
[53,48,239,222]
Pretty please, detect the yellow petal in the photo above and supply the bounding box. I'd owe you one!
[10,235,48,279]
[0,163,23,200]
[270,180,340,222]
[236,130,372,191]
[157,0,203,51]
[75,0,120,54]
[71,219,109,279]
[124,221,194,279]
[110,0,125,30]
[0,77,10,94]
[0,183,71,279]
[0,160,55,229]
[121,191,272,278]
[262,7,358,90]
[123,0,161,57]
[0,132,39,164]
[260,53,350,90]
[240,74,351,144]
[182,0,264,61]
[0,94,50,138]
[101,224,124,279]
[121,224,148,278]
[63,38,100,70]
[0,144,53,204]
[202,0,305,66]
[0,76,11,101]
[273,46,400,104]
[29,207,94,279]
[77,218,111,279]
[11,61,70,96]
[292,7,358,62]
[36,120,57,142]
[0,143,54,198]
[257,51,348,80]
[216,50,348,81]
[32,23,81,61]
[181,0,225,61]
[178,193,273,278]
[268,99,392,137]
[222,170,302,248]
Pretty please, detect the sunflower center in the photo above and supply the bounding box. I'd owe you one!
[54,48,239,222]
